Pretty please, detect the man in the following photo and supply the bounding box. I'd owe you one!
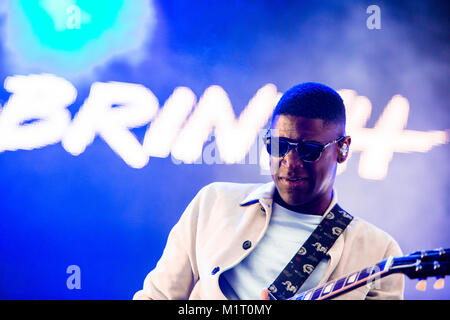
[134,82,404,300]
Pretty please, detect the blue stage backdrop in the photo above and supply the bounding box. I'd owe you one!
[0,0,448,299]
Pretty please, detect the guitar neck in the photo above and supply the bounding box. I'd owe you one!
[293,256,395,300]
[289,247,449,300]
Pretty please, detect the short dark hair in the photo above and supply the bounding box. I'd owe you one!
[271,82,346,127]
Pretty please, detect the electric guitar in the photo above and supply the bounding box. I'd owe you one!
[287,248,449,300]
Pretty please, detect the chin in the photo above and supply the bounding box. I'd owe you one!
[282,193,312,206]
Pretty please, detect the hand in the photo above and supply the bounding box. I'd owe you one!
[260,288,270,300]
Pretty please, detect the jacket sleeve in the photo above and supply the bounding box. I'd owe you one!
[365,238,405,300]
[133,187,204,300]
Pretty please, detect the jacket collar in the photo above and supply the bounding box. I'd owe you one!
[239,182,276,206]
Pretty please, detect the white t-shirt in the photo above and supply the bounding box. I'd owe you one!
[220,202,330,300]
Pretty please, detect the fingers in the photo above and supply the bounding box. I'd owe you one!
[260,288,270,300]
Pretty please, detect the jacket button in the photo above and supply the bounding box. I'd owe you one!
[211,266,220,275]
[242,240,252,250]
[260,207,266,212]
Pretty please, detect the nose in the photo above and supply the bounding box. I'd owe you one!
[280,147,304,169]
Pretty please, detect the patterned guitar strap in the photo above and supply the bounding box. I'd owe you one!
[268,203,353,300]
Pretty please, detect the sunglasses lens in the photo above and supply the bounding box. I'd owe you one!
[266,138,325,162]
[266,138,290,157]
[298,144,322,162]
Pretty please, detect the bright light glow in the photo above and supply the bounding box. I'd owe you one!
[340,93,448,180]
[171,84,280,163]
[0,74,76,151]
[143,87,197,158]
[336,89,373,175]
[3,0,155,76]
[61,81,159,169]
[39,0,89,31]
[0,74,448,179]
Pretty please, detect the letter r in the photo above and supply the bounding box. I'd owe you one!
[62,82,159,168]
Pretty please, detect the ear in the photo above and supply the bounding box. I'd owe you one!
[337,136,351,163]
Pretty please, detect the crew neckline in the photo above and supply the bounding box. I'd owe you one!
[272,202,323,223]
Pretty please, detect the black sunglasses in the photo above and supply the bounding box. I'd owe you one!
[264,131,345,162]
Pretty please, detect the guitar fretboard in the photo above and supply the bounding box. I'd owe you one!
[293,257,393,300]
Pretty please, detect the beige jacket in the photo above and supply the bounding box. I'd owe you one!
[133,182,404,300]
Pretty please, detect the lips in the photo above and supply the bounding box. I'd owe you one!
[284,177,307,181]
[279,176,308,181]
[278,176,309,187]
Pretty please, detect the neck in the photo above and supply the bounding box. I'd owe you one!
[274,190,333,216]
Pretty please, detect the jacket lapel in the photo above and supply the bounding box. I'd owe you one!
[319,234,345,285]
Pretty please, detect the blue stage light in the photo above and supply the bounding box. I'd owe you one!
[21,0,125,51]
[4,0,155,76]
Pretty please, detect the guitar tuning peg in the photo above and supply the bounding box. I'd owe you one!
[415,279,427,291]
[433,277,445,290]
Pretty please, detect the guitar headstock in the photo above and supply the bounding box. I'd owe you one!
[389,248,449,291]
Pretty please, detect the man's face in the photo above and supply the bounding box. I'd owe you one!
[270,114,349,209]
